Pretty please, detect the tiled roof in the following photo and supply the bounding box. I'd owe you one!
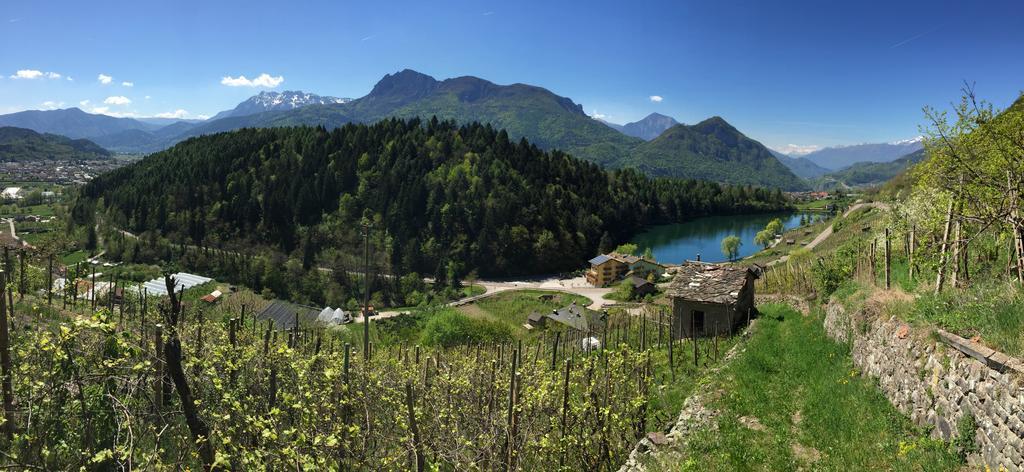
[667,262,755,304]
[589,254,612,265]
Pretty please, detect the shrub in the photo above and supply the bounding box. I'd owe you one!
[419,309,514,347]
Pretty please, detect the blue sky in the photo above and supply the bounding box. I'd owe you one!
[1,0,1022,153]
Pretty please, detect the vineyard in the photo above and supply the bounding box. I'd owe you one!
[0,253,741,470]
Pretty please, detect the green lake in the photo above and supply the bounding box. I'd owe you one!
[632,212,823,264]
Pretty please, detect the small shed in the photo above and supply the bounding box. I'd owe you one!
[526,312,547,327]
[627,276,657,298]
[667,262,758,338]
[200,290,223,304]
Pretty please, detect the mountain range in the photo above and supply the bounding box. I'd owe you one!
[796,138,924,171]
[209,90,351,120]
[600,113,679,140]
[820,148,927,187]
[0,126,111,162]
[0,69,805,189]
[771,151,832,180]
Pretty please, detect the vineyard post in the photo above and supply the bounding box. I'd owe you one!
[18,250,25,299]
[503,349,519,471]
[91,264,96,310]
[415,344,420,364]
[229,318,238,387]
[692,312,700,367]
[343,342,350,384]
[551,331,560,370]
[668,319,674,380]
[884,228,891,290]
[714,322,719,361]
[405,381,425,472]
[657,309,663,348]
[0,270,13,439]
[47,253,53,306]
[154,324,164,413]
[870,240,876,285]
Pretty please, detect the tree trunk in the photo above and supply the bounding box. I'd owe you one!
[161,276,215,469]
[935,196,956,294]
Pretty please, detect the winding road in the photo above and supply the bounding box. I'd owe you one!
[768,201,890,266]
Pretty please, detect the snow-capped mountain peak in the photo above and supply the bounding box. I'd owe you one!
[889,136,924,145]
[211,90,352,121]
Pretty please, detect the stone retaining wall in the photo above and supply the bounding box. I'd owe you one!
[824,302,1024,470]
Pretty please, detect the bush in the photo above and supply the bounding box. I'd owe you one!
[811,242,859,299]
[419,309,514,347]
[954,413,978,461]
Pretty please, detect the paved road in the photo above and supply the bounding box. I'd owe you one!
[768,201,890,266]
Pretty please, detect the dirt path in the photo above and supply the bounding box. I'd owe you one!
[768,201,890,267]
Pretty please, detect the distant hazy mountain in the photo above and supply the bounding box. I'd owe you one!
[770,150,831,179]
[0,126,111,161]
[800,138,924,171]
[822,149,927,187]
[624,117,807,190]
[210,90,352,120]
[602,113,679,140]
[0,108,156,139]
[135,117,207,126]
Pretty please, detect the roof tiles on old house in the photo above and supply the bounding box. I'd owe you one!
[667,262,756,304]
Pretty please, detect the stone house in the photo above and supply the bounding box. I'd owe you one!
[667,262,758,337]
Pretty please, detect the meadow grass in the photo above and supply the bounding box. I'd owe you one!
[651,303,961,471]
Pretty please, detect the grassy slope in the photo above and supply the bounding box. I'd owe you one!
[648,303,960,471]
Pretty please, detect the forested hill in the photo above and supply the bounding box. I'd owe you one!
[74,119,789,278]
[624,117,808,190]
[0,126,111,161]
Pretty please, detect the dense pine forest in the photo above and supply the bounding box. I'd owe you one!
[74,118,788,282]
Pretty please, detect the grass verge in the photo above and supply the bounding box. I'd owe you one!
[649,303,961,471]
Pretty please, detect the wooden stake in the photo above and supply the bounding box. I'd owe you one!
[0,270,13,439]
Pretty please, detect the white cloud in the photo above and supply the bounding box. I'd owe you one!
[153,109,190,119]
[41,100,65,110]
[144,95,151,100]
[79,100,90,107]
[649,95,663,103]
[104,95,132,105]
[220,73,284,88]
[10,70,42,79]
[195,114,210,120]
[97,74,113,85]
[66,76,74,81]
[122,81,134,87]
[774,144,822,157]
[90,106,109,114]
[9,70,62,79]
[589,110,609,120]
